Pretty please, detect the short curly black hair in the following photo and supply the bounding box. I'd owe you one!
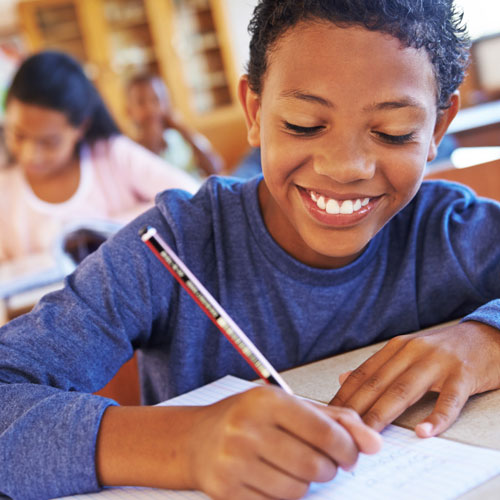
[247,0,470,109]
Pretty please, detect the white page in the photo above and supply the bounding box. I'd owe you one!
[57,375,500,500]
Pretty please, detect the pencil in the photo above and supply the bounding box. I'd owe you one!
[139,225,293,395]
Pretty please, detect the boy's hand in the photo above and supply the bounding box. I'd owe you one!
[329,321,500,438]
[189,386,381,500]
[162,109,185,131]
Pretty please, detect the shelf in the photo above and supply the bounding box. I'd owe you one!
[38,25,82,44]
[106,19,149,32]
[111,46,157,73]
[102,0,148,25]
[18,0,245,166]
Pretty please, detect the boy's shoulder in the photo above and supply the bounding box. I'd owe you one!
[156,174,259,209]
[389,178,500,242]
[419,178,476,198]
[154,174,260,228]
[410,179,482,214]
[391,179,494,237]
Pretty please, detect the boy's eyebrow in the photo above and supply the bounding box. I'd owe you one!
[278,90,334,108]
[364,97,426,112]
[278,91,426,112]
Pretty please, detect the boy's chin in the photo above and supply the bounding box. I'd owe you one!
[299,240,369,269]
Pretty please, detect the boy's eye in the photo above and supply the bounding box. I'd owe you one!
[284,121,324,136]
[375,131,415,145]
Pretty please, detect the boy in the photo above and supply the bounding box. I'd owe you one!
[1,1,500,499]
[126,73,223,178]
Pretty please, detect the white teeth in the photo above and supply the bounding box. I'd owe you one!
[309,190,371,214]
[340,200,354,214]
[326,199,340,214]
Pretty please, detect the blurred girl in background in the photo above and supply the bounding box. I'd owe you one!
[0,51,199,262]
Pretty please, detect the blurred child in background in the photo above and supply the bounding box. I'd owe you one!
[0,51,199,262]
[126,73,224,179]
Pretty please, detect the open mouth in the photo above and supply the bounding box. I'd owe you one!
[307,189,372,215]
[295,186,382,227]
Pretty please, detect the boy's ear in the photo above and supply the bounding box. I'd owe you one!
[238,75,261,148]
[427,91,460,162]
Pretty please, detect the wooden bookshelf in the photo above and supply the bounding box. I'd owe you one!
[17,0,249,169]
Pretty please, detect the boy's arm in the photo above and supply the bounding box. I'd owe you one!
[96,386,381,498]
[331,189,500,437]
[0,211,166,498]
[163,112,224,176]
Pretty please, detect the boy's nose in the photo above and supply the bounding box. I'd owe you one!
[313,139,375,184]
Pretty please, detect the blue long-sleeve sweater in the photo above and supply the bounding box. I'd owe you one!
[1,176,500,499]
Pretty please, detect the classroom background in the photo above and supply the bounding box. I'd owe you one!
[0,0,499,171]
[0,0,500,327]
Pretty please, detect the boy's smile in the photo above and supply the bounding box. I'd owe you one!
[299,187,380,227]
[240,21,458,269]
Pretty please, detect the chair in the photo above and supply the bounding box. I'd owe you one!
[95,354,141,406]
[425,157,500,202]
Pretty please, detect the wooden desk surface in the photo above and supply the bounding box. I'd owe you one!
[280,332,500,499]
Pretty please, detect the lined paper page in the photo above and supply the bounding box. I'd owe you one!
[57,375,500,500]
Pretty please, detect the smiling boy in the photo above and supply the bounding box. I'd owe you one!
[242,23,453,268]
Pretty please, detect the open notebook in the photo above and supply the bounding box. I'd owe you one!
[57,375,500,500]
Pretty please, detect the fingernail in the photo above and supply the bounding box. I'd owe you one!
[341,461,358,472]
[416,422,433,437]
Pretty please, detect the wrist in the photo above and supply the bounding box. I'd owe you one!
[96,405,203,490]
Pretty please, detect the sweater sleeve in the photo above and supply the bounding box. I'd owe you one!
[450,194,500,330]
[463,300,500,330]
[0,208,172,499]
[429,183,500,330]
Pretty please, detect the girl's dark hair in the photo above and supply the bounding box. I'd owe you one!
[247,0,471,109]
[6,50,119,141]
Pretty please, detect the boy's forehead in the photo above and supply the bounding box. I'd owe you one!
[264,22,438,107]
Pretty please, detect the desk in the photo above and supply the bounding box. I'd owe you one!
[280,335,500,500]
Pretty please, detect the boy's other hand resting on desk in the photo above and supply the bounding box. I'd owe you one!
[330,321,500,438]
[97,385,381,500]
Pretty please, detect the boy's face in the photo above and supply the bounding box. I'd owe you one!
[127,80,169,129]
[240,22,458,268]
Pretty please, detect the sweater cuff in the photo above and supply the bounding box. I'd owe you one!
[1,390,117,500]
[461,299,500,332]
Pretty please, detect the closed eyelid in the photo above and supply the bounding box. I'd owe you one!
[375,131,416,145]
[283,121,325,134]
